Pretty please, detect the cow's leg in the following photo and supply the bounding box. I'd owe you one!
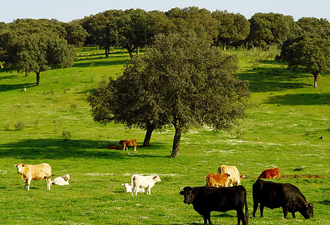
[252,202,258,218]
[203,212,212,224]
[260,204,265,218]
[45,176,51,190]
[282,205,288,218]
[146,187,151,195]
[236,209,244,225]
[291,212,296,218]
[25,178,31,191]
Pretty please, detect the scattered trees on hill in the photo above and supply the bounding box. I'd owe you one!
[87,33,250,157]
[0,19,76,85]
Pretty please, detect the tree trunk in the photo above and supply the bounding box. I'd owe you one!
[143,124,155,147]
[136,47,139,56]
[313,73,319,88]
[105,47,109,58]
[170,127,182,157]
[36,72,40,85]
[25,68,29,77]
[128,50,134,60]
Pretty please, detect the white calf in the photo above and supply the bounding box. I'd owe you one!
[131,174,161,196]
[52,174,71,185]
[122,183,145,193]
[14,163,53,191]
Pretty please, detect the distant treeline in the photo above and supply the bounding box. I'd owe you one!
[1,7,330,58]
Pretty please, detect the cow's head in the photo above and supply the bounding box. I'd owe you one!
[63,174,71,181]
[180,187,195,204]
[303,203,314,219]
[13,163,25,174]
[153,175,161,182]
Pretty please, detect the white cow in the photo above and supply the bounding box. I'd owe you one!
[52,174,71,185]
[122,182,145,193]
[14,163,53,191]
[131,174,161,196]
[218,165,243,186]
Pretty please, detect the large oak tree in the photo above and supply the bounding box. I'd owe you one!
[286,36,330,88]
[88,32,250,157]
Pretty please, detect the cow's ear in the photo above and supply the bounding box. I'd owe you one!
[180,191,184,195]
[22,164,25,167]
[308,204,314,208]
[13,164,17,167]
[153,175,158,180]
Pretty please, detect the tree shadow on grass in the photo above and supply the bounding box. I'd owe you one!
[0,82,35,93]
[264,93,330,106]
[0,138,167,160]
[238,64,310,93]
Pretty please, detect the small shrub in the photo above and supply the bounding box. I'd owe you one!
[62,130,71,141]
[14,121,25,130]
[3,121,10,130]
[53,119,62,134]
[34,118,40,127]
[70,103,78,111]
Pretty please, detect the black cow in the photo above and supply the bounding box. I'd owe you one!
[252,179,314,219]
[180,186,248,225]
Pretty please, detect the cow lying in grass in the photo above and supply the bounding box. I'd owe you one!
[52,174,71,185]
[14,163,53,191]
[122,182,145,193]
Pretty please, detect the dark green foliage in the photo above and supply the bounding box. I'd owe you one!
[286,36,330,88]
[87,33,250,157]
[212,10,250,50]
[0,19,76,85]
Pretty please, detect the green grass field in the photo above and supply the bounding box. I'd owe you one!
[0,47,329,224]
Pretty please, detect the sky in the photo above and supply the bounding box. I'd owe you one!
[1,0,329,23]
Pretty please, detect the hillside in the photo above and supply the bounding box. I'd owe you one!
[0,48,329,224]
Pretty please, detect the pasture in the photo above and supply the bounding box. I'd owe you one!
[0,47,329,224]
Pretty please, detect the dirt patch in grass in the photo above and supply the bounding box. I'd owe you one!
[281,175,322,179]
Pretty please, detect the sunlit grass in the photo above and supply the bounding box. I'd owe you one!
[0,47,329,224]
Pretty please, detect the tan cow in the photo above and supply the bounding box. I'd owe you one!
[258,167,281,179]
[14,163,53,191]
[206,173,230,187]
[119,139,137,151]
[218,165,243,186]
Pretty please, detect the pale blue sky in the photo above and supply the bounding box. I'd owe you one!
[1,0,329,23]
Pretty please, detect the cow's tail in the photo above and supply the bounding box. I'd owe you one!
[244,188,249,225]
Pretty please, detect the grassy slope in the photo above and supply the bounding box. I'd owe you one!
[0,47,329,224]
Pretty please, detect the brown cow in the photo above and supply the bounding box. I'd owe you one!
[259,167,281,179]
[206,173,230,187]
[119,139,137,151]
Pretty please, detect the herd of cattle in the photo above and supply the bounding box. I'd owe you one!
[13,161,314,225]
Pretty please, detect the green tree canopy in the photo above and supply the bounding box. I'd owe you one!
[286,36,330,88]
[0,21,76,85]
[165,7,218,44]
[212,10,250,50]
[87,32,250,157]
[248,13,293,47]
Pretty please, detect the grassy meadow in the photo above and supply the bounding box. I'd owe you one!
[0,47,329,224]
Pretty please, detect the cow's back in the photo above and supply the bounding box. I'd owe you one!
[30,163,52,180]
[253,179,284,208]
[193,186,246,213]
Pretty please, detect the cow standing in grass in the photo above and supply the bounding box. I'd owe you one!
[180,186,248,225]
[253,179,314,219]
[14,163,53,191]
